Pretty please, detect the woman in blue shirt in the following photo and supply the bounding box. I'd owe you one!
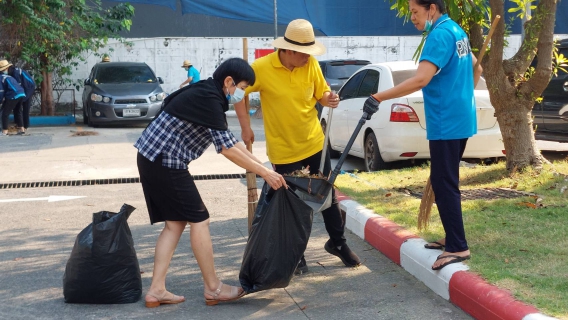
[364,0,482,270]
[179,59,201,88]
[136,58,286,307]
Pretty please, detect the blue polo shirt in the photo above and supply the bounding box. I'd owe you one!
[187,66,200,84]
[419,14,477,140]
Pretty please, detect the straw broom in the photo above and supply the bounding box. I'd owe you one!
[243,38,258,233]
[418,15,501,230]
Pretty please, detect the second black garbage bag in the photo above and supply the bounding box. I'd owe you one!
[63,204,142,304]
[239,183,314,294]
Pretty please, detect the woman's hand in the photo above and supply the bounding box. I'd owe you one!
[262,170,287,190]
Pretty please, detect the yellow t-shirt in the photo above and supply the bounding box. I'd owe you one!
[246,51,330,164]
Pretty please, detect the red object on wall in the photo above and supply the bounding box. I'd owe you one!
[255,49,275,59]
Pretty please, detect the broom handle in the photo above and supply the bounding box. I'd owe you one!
[319,106,334,174]
[474,15,501,71]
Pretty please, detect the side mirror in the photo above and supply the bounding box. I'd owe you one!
[157,77,164,84]
[84,79,91,86]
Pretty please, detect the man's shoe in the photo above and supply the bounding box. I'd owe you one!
[294,256,309,275]
[324,239,361,267]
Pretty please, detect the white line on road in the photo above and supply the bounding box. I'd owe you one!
[0,195,86,203]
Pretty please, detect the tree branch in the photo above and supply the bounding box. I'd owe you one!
[522,0,557,101]
[485,0,511,95]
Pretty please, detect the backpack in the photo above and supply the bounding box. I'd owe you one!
[18,68,36,99]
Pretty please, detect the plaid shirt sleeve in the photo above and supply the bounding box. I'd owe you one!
[209,128,238,153]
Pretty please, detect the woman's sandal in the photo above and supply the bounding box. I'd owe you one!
[204,281,246,306]
[424,241,445,250]
[145,291,186,308]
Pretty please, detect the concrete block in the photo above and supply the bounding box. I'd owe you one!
[400,238,468,300]
[340,200,376,240]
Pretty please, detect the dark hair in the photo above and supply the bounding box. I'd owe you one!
[213,58,255,86]
[413,0,446,14]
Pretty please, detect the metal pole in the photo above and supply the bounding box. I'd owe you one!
[274,0,278,38]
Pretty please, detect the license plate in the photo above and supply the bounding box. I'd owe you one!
[123,109,140,117]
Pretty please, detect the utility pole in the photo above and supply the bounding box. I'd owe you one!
[274,0,278,39]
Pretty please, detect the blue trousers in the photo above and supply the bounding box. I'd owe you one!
[429,139,469,253]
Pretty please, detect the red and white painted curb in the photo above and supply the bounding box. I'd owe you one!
[336,191,558,320]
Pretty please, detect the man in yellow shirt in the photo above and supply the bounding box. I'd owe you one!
[234,19,361,274]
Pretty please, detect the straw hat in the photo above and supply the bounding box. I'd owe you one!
[272,19,326,56]
[181,60,192,68]
[0,60,13,71]
[102,56,111,62]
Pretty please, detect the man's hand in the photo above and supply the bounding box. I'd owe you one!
[327,91,340,108]
[363,96,380,120]
[241,126,255,145]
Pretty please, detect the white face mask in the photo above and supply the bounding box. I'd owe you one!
[226,81,245,104]
[229,87,245,104]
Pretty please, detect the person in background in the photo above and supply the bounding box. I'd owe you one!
[234,19,361,275]
[179,60,200,88]
[135,58,287,308]
[7,62,36,135]
[367,0,482,270]
[0,60,25,136]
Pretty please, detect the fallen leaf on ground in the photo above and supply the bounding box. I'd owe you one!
[300,306,307,311]
[70,131,99,137]
[385,193,392,197]
[518,202,537,209]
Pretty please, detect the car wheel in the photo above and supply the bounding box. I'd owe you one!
[321,120,341,159]
[83,106,89,125]
[87,108,96,127]
[364,132,389,171]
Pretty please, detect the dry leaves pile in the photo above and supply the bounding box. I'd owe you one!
[286,166,326,179]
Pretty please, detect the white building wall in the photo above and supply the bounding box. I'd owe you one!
[71,34,566,106]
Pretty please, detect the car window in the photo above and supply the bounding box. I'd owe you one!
[357,70,380,97]
[339,70,367,100]
[326,64,366,79]
[392,70,417,86]
[94,65,157,84]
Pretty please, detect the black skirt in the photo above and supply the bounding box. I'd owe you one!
[137,153,209,224]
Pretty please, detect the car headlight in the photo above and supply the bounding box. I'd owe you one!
[149,95,157,102]
[91,93,102,102]
[157,92,166,101]
[91,93,111,103]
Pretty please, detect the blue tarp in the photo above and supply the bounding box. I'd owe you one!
[106,0,568,36]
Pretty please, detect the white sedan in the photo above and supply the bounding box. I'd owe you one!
[321,61,505,171]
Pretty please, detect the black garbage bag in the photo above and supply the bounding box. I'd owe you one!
[239,183,313,293]
[63,204,142,304]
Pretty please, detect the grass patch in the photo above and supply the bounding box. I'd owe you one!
[335,160,568,319]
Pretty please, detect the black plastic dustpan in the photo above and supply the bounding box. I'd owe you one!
[285,105,377,212]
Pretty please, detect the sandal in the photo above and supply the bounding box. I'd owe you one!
[431,254,471,270]
[424,241,445,250]
[204,281,246,306]
[145,291,186,308]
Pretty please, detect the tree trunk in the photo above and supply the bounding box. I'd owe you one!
[493,99,544,171]
[40,71,54,116]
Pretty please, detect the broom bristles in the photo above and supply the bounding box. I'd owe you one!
[418,177,435,230]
